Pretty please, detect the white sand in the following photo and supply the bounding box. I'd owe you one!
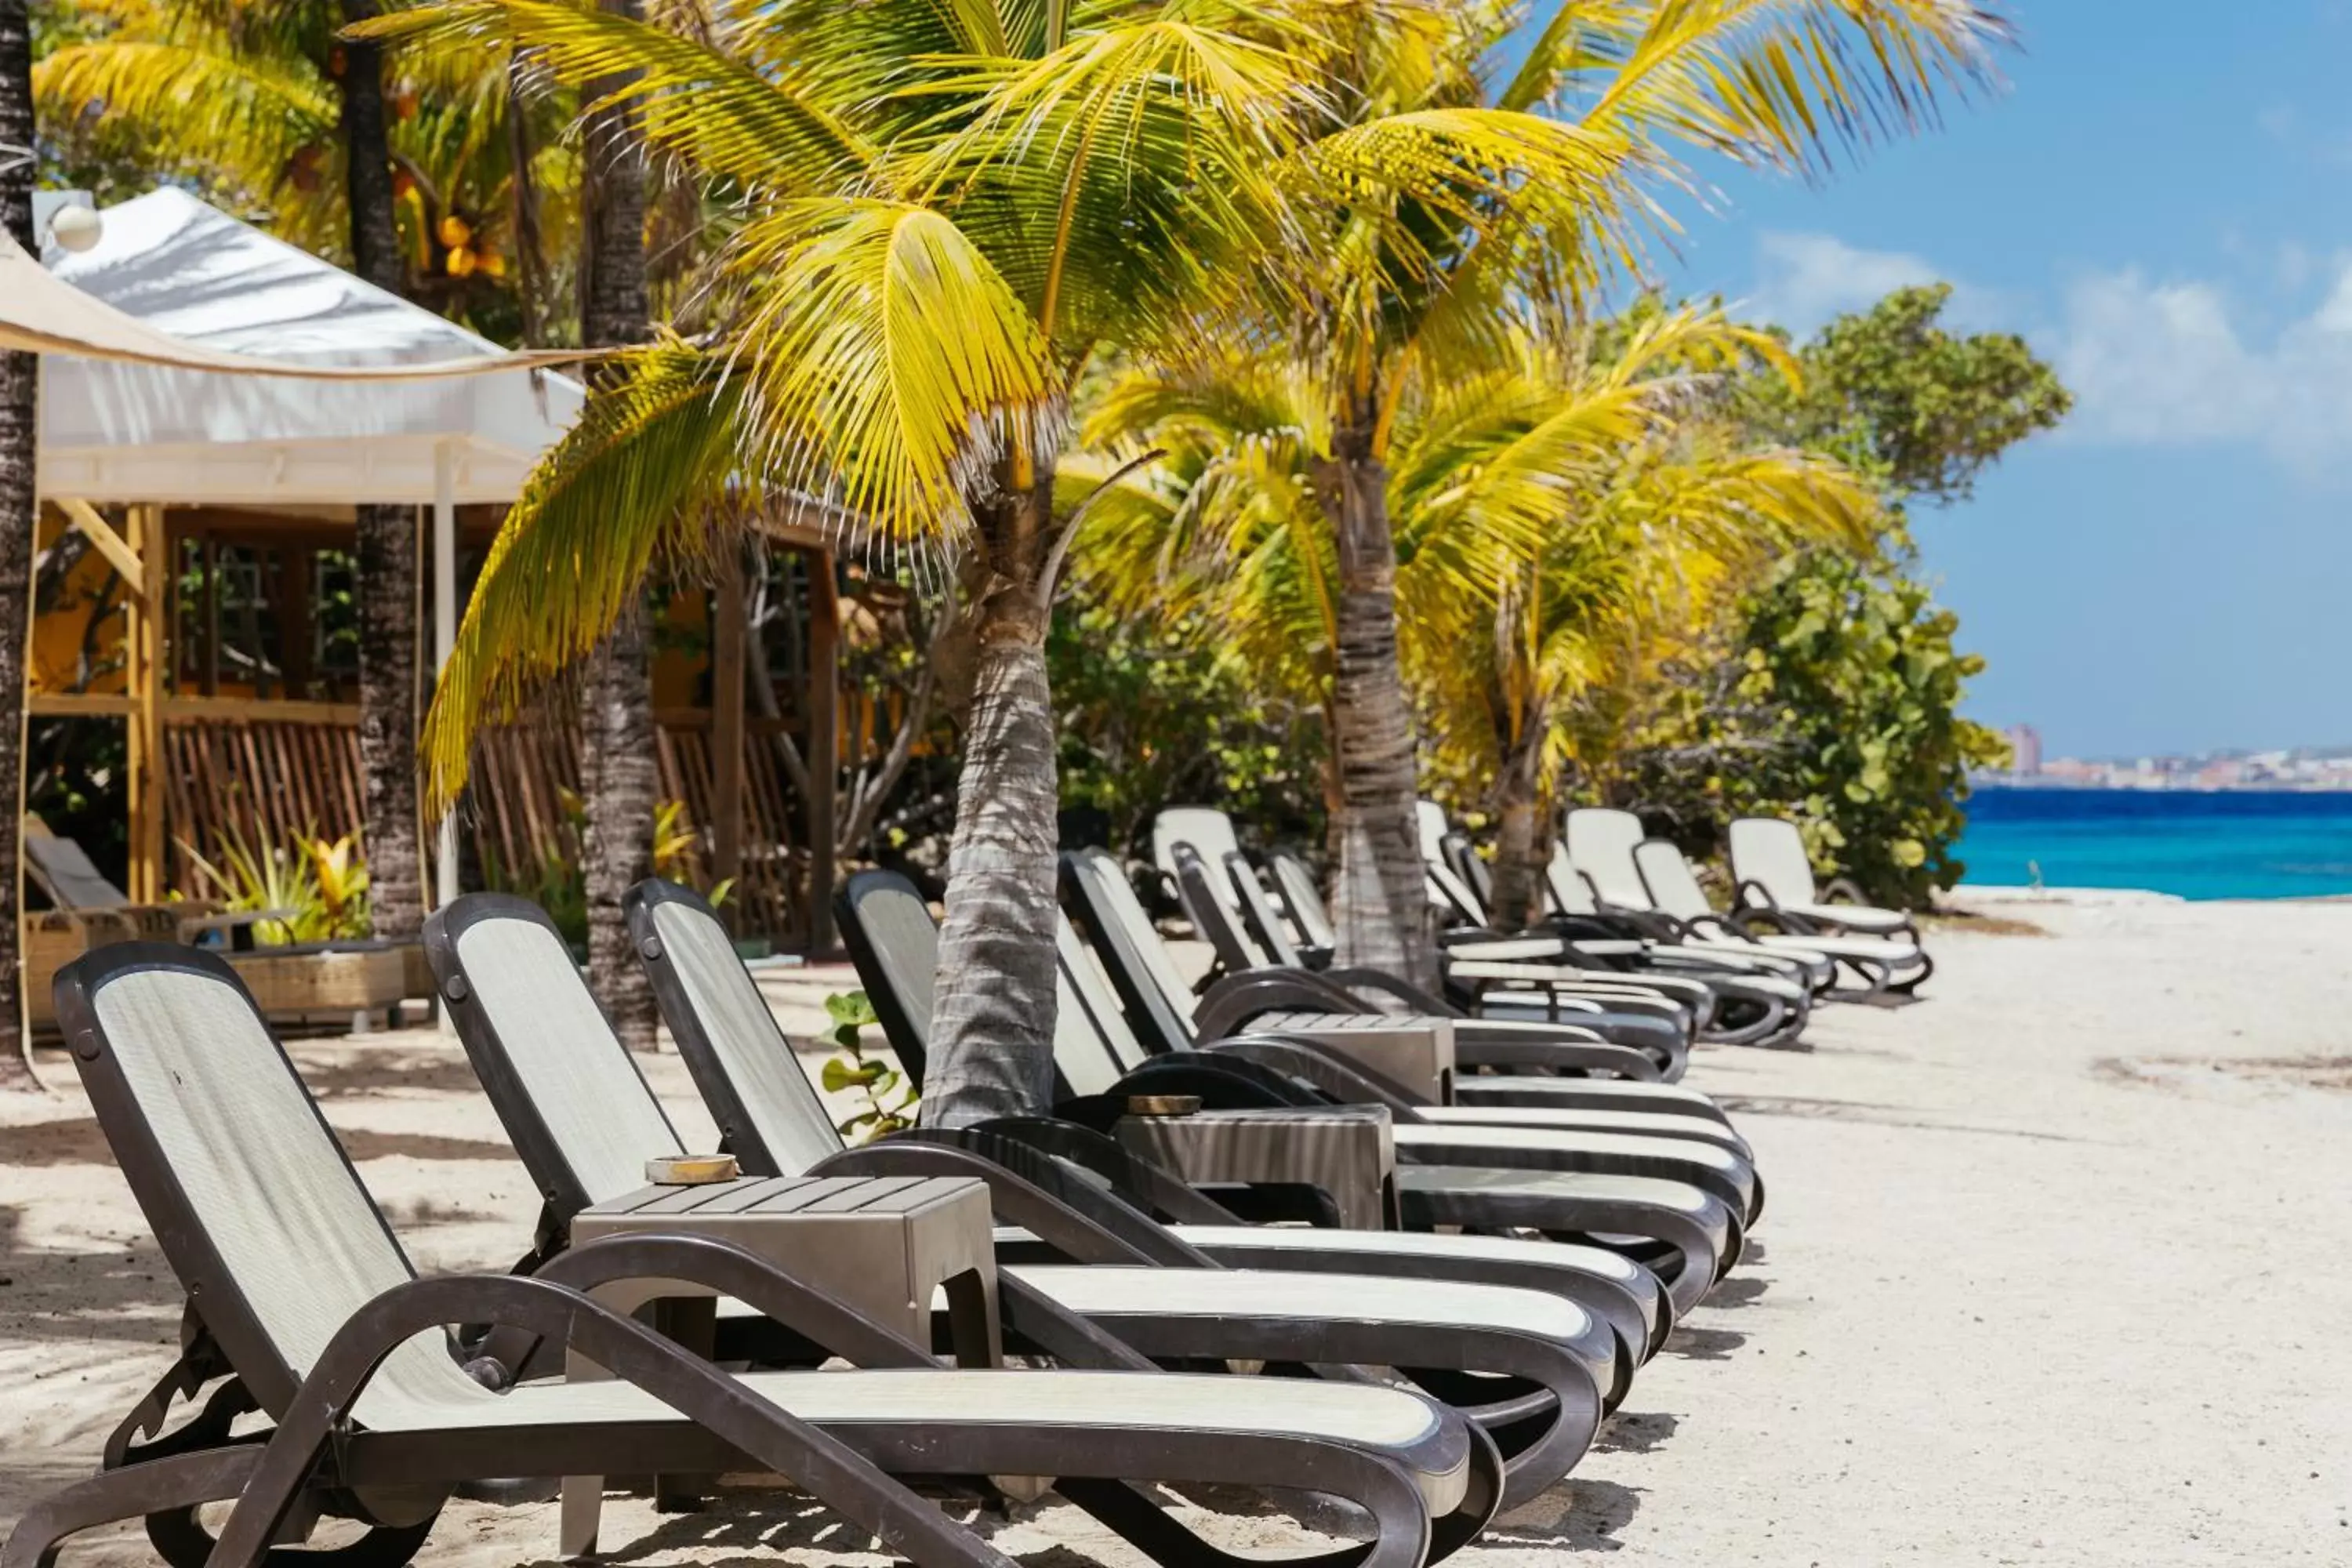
[5,898,2350,1566]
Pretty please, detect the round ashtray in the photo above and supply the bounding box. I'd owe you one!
[1125,1094,1201,1118]
[646,1153,740,1185]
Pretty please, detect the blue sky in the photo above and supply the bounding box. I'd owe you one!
[1625,3,2352,760]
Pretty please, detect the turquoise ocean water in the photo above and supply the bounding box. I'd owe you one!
[1956,787,2352,901]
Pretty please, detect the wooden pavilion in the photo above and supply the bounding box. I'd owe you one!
[22,189,847,952]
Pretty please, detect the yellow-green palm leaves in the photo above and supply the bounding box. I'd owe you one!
[363,0,1323,811]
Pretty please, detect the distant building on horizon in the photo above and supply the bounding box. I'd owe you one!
[2004,724,2043,777]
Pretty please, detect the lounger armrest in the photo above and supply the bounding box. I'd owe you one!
[1196,1034,1428,1115]
[815,1130,1225,1262]
[1318,967,1459,1016]
[537,1234,938,1367]
[1821,877,1872,906]
[210,1272,986,1568]
[1454,1038,1664,1081]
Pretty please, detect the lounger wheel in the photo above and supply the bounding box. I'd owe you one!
[145,1506,438,1568]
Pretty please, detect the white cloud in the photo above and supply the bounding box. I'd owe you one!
[1745,231,2002,336]
[2054,260,2352,470]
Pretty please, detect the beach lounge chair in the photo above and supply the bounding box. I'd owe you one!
[1148,811,1700,1062]
[1160,808,1704,1040]
[424,891,1607,1508]
[1036,859,1744,1308]
[1632,838,1932,995]
[1727,816,1927,944]
[1563,811,1840,992]
[821,870,1700,1353]
[13,943,1492,1568]
[21,815,280,949]
[1066,844,1737,1127]
[1146,849,1762,1214]
[1405,818,1814,1047]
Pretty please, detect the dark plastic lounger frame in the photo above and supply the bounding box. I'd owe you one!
[11,942,1499,1568]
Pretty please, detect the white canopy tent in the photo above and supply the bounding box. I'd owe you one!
[30,187,586,507]
[14,188,587,906]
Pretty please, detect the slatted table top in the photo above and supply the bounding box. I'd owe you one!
[582,1173,985,1224]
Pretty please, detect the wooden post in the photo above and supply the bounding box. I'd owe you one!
[709,539,745,916]
[805,548,839,953]
[124,505,167,902]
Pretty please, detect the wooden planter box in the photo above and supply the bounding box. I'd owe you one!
[226,946,411,1033]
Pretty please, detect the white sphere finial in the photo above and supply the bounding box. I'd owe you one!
[48,204,104,253]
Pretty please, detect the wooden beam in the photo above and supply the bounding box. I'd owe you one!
[124,506,168,902]
[805,548,840,953]
[162,695,361,724]
[26,692,136,717]
[56,498,145,601]
[710,539,746,910]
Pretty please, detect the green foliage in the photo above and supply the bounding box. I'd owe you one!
[1047,601,1327,856]
[1599,284,2067,908]
[1740,285,2073,505]
[180,828,373,944]
[818,991,916,1142]
[1728,556,2007,906]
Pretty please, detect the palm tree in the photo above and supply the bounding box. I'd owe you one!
[1073,304,1864,920]
[380,0,1323,1125]
[1,0,36,1087]
[1122,0,2011,985]
[572,0,659,1050]
[34,0,531,942]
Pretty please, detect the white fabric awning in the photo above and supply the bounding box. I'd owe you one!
[17,189,590,506]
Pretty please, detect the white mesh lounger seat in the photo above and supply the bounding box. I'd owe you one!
[1727,816,1927,943]
[1630,838,1929,995]
[427,891,1611,1508]
[20,943,1491,1568]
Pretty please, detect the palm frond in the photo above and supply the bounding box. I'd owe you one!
[421,339,748,811]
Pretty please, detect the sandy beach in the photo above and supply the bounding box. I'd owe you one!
[5,895,2350,1566]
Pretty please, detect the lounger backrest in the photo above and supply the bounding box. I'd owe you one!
[1268,851,1338,953]
[1058,848,1199,1051]
[1171,843,1266,973]
[24,824,131,908]
[1442,833,1494,909]
[56,944,485,1425]
[834,869,945,1083]
[1415,800,1450,864]
[1425,855,1488,926]
[836,867,1133,1098]
[1054,912,1152,1084]
[628,880,845,1178]
[1221,851,1305,968]
[426,895,682,1219]
[1544,841,1599,916]
[1151,807,1243,890]
[1565,808,1654,909]
[1632,840,1713,920]
[1729,817,1819,907]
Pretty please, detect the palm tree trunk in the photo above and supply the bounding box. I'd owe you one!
[1316,417,1437,988]
[338,1,426,939]
[1486,750,1546,931]
[0,0,40,1087]
[576,0,658,1047]
[922,477,1060,1127]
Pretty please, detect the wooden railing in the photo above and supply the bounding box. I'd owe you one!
[154,698,810,944]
